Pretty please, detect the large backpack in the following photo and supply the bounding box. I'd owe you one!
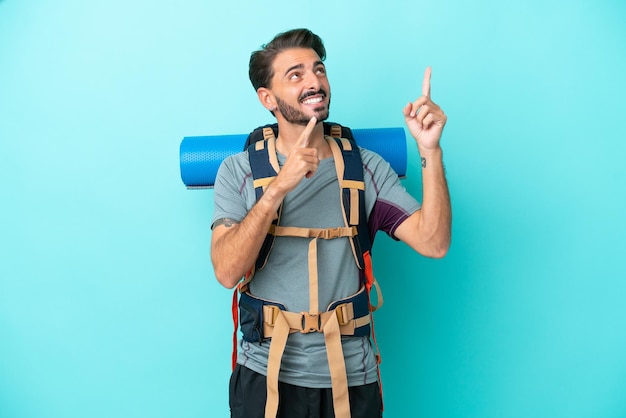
[232,122,383,418]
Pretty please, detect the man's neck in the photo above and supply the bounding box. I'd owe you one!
[275,120,330,158]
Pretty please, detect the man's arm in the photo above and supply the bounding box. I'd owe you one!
[394,67,451,258]
[211,117,320,288]
[211,187,286,288]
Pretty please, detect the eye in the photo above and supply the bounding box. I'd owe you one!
[315,67,326,75]
[289,72,301,80]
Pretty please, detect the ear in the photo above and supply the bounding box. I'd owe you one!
[257,88,276,112]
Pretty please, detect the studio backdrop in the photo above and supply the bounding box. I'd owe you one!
[1,1,625,417]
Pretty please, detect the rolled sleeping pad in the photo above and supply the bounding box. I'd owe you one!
[180,127,407,189]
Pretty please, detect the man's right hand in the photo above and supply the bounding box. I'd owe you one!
[210,116,321,288]
[272,116,320,194]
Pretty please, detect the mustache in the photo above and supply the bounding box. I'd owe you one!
[299,88,327,101]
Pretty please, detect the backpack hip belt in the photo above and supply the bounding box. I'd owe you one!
[238,284,375,418]
[239,283,373,343]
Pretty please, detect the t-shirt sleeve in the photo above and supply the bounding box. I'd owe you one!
[360,148,422,240]
[211,153,251,228]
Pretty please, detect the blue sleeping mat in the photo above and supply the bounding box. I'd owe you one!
[180,127,407,188]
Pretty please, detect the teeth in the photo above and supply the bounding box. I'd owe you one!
[302,97,323,104]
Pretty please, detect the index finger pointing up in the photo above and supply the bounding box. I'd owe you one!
[298,116,317,148]
[422,66,432,98]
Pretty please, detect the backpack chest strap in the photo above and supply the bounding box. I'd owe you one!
[269,225,357,240]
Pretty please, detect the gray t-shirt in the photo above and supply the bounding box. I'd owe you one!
[212,139,421,388]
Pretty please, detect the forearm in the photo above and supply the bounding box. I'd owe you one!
[416,145,451,257]
[398,66,451,257]
[211,186,285,288]
[211,119,322,288]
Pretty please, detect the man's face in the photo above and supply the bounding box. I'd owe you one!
[268,48,331,126]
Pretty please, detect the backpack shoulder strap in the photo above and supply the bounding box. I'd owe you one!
[246,132,282,271]
[243,124,279,151]
[326,136,372,270]
[248,129,280,200]
[245,122,369,272]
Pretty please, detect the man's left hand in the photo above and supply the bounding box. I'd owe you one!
[402,66,447,151]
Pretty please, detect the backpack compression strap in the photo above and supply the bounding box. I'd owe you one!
[326,136,372,271]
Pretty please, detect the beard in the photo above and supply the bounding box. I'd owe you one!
[275,90,330,126]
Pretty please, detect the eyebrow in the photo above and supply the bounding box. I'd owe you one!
[284,60,325,77]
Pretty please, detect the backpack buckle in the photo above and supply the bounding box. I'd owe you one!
[301,312,321,333]
[335,303,353,326]
[320,228,340,239]
[264,305,280,326]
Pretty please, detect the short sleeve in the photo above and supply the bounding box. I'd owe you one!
[360,148,421,240]
[211,153,253,228]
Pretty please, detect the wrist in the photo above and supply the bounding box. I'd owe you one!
[417,144,443,160]
[259,182,286,213]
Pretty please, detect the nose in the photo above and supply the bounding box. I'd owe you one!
[304,70,321,91]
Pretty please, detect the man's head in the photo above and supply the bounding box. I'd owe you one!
[249,29,331,125]
[249,28,326,91]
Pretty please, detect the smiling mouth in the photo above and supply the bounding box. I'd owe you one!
[299,89,327,106]
[301,96,324,105]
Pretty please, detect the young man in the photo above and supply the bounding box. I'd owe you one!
[211,29,451,418]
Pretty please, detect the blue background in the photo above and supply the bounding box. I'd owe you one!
[1,1,625,417]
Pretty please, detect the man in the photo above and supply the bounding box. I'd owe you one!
[211,28,450,418]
